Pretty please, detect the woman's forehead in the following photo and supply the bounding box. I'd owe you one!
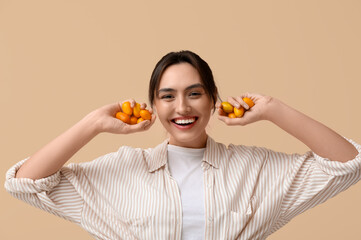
[158,63,202,89]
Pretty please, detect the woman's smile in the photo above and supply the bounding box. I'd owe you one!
[171,116,198,129]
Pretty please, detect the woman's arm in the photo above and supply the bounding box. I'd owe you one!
[15,100,156,180]
[217,94,358,162]
[265,97,358,162]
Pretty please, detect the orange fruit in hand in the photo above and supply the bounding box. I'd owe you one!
[221,102,234,113]
[137,118,144,124]
[220,97,255,118]
[122,101,133,116]
[140,109,151,120]
[133,103,141,118]
[234,107,245,117]
[130,116,138,125]
[228,113,236,118]
[116,112,130,124]
[116,100,152,124]
[243,97,255,108]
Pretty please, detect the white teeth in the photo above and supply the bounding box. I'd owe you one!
[174,118,196,124]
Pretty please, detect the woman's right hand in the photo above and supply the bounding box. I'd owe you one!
[89,99,156,135]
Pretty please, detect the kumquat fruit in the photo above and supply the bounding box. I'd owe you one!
[115,112,130,124]
[139,109,152,120]
[221,102,234,114]
[243,97,255,108]
[221,97,255,118]
[116,101,152,124]
[121,101,133,116]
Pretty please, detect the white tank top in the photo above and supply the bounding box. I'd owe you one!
[167,144,205,240]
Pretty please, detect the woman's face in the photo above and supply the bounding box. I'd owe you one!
[153,62,213,148]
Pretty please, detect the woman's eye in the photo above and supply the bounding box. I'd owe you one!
[189,92,202,97]
[161,95,173,99]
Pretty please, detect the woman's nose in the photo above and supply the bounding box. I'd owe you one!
[176,98,191,115]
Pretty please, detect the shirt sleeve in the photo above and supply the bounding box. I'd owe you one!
[4,146,142,229]
[279,138,361,222]
[4,158,84,225]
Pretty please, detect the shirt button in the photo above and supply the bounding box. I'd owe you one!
[208,217,213,222]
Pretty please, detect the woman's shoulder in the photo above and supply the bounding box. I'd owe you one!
[210,137,293,163]
[209,137,266,154]
[107,140,167,158]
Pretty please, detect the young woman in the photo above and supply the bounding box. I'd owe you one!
[5,50,361,240]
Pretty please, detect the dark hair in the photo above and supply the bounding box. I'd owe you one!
[148,50,218,109]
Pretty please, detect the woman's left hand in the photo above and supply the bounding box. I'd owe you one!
[216,93,273,126]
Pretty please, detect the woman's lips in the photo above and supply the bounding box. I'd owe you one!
[171,117,198,130]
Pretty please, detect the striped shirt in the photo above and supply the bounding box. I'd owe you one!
[4,136,361,240]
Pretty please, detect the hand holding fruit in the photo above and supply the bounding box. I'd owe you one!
[88,99,156,134]
[116,101,153,124]
[219,97,255,118]
[217,93,272,126]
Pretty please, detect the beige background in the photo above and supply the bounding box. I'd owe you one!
[1,0,360,239]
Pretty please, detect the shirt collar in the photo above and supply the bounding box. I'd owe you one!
[203,136,221,169]
[147,139,169,172]
[147,136,221,173]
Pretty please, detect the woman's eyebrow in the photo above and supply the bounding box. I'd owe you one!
[157,83,205,94]
[157,88,175,94]
[185,83,205,91]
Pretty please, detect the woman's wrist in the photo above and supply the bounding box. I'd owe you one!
[261,96,281,122]
[79,111,103,137]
